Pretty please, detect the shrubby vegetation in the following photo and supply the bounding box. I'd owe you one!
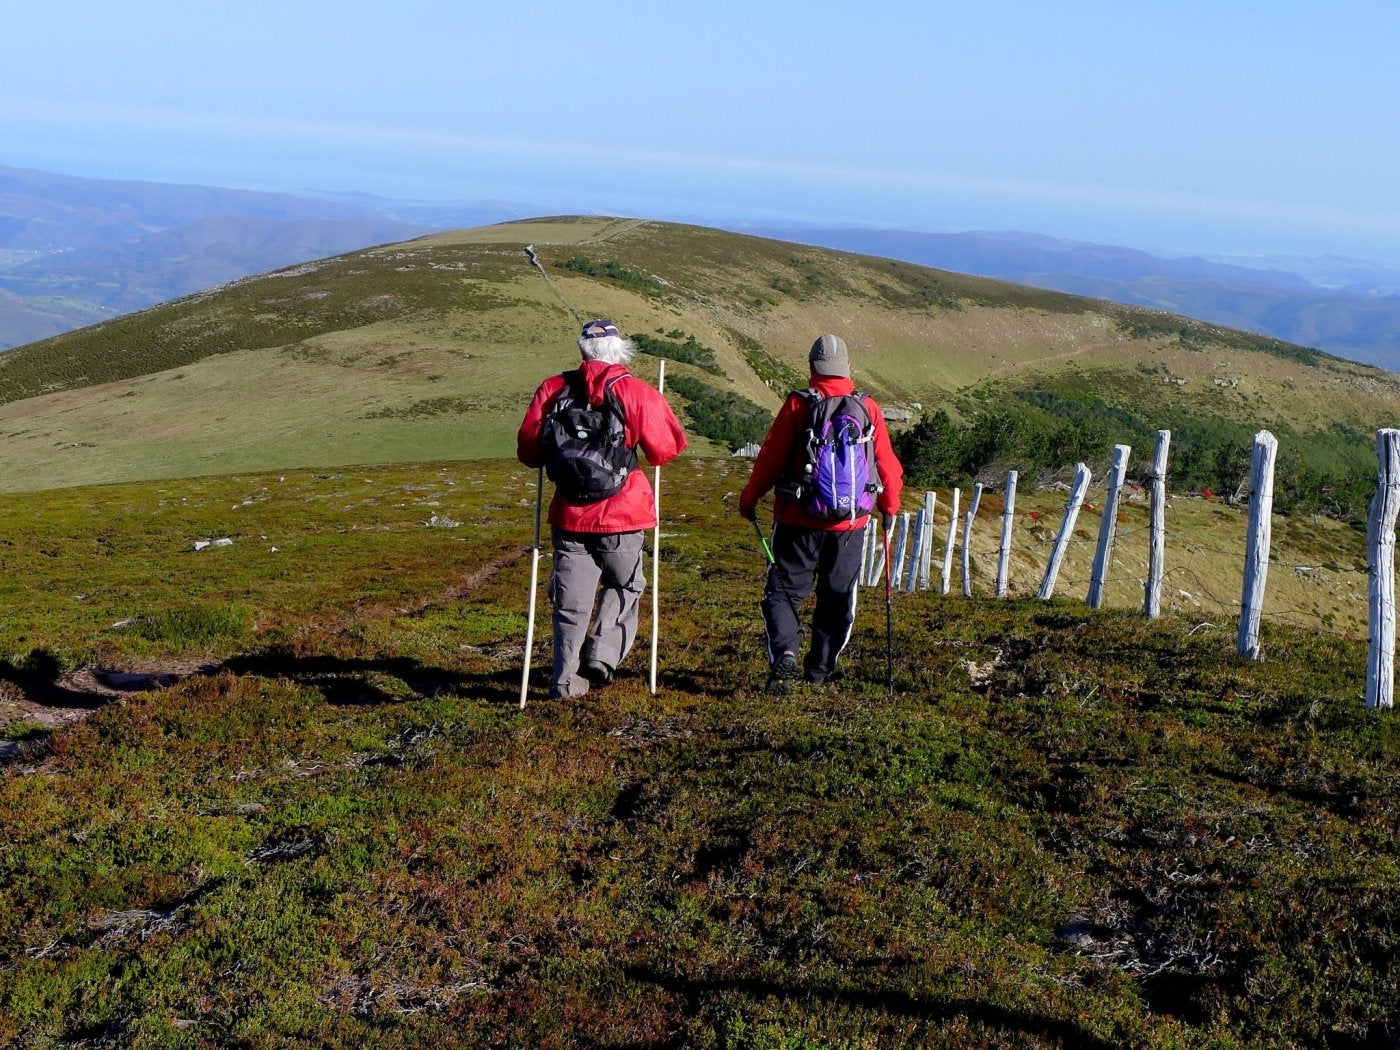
[364,396,475,420]
[666,374,772,451]
[557,256,659,296]
[1117,316,1326,366]
[724,327,805,392]
[631,330,723,375]
[896,384,1378,523]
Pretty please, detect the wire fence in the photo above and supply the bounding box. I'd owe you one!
[871,473,1373,647]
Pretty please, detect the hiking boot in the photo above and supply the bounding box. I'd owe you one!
[580,660,614,686]
[765,653,800,696]
[804,668,844,686]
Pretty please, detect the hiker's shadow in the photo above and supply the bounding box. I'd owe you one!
[0,651,112,711]
[217,650,520,708]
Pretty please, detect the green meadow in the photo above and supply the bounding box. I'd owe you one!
[1,457,1394,1047]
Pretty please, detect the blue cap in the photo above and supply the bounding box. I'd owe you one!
[580,318,620,339]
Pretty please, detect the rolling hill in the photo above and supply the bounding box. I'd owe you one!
[0,216,1398,496]
[742,225,1400,372]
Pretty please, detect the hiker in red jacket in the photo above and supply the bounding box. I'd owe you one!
[739,334,903,694]
[518,320,687,699]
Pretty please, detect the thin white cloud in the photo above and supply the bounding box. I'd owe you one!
[5,96,1400,245]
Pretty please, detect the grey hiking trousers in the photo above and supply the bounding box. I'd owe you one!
[548,527,647,698]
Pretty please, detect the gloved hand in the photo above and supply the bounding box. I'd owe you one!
[882,514,896,533]
[739,505,757,522]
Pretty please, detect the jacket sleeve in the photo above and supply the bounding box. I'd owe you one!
[867,396,905,516]
[630,380,688,466]
[739,394,803,513]
[516,376,562,468]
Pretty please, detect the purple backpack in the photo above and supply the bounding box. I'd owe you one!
[795,389,880,521]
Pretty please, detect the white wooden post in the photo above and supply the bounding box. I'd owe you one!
[961,483,984,597]
[859,519,873,587]
[996,470,1018,597]
[941,487,961,595]
[893,512,911,593]
[866,517,885,586]
[649,360,666,694]
[904,509,925,592]
[919,491,937,589]
[1038,464,1092,599]
[1366,429,1400,710]
[1087,444,1131,609]
[1145,430,1172,619]
[1237,431,1278,660]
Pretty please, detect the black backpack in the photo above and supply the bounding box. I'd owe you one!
[541,370,638,502]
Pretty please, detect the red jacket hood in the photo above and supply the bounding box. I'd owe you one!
[807,373,856,396]
[575,358,633,403]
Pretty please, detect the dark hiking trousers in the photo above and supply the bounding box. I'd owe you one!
[548,527,646,698]
[762,523,865,681]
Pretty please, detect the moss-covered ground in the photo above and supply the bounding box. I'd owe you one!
[0,457,1395,1047]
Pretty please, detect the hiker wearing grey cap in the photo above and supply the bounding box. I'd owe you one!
[739,334,904,694]
[517,320,687,699]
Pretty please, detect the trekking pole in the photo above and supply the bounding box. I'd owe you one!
[649,360,666,695]
[520,467,544,710]
[751,516,775,566]
[883,515,895,694]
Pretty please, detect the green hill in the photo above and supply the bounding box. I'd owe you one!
[0,216,1397,495]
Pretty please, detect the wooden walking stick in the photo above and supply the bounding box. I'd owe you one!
[649,360,666,695]
[883,515,895,694]
[520,467,544,710]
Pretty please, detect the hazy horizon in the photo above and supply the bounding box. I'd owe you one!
[5,2,1398,268]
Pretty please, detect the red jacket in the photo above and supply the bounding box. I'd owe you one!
[518,360,687,534]
[739,374,904,530]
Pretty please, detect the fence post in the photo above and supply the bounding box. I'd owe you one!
[919,491,937,589]
[859,519,873,588]
[904,509,925,592]
[893,512,911,591]
[996,470,1018,597]
[866,517,885,587]
[1366,429,1400,710]
[941,487,960,595]
[1145,430,1172,619]
[1237,431,1278,660]
[1038,464,1092,599]
[961,483,984,597]
[1088,444,1131,609]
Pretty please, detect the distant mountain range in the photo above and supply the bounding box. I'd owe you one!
[737,226,1400,372]
[0,165,532,348]
[4,164,1400,373]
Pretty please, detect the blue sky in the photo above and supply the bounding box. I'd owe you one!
[4,1,1398,262]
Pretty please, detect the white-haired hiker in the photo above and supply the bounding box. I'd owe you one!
[517,319,687,699]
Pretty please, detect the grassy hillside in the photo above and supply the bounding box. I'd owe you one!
[0,458,1394,1046]
[0,216,1398,493]
[0,215,428,322]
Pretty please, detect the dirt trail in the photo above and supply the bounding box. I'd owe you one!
[523,219,651,324]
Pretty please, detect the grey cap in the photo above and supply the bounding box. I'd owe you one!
[808,333,850,378]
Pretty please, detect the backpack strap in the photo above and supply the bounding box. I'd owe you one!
[555,368,587,407]
[599,373,640,471]
[599,372,633,432]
